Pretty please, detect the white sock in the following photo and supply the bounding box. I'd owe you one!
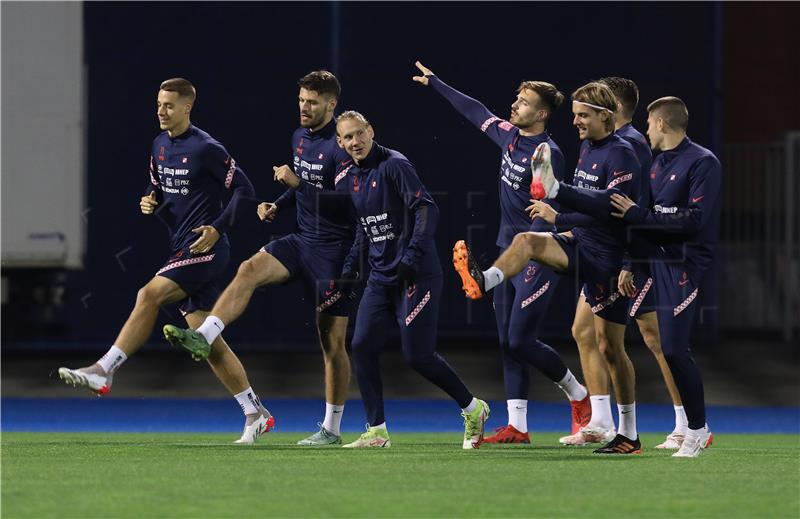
[618,403,637,440]
[507,399,527,433]
[234,387,261,416]
[587,395,615,429]
[197,315,225,345]
[482,267,504,291]
[370,422,387,431]
[462,397,479,414]
[97,345,127,374]
[674,405,688,434]
[556,370,588,402]
[322,403,345,435]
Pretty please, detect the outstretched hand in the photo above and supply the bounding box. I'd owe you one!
[412,61,434,86]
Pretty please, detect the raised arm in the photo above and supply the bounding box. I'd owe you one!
[413,61,513,148]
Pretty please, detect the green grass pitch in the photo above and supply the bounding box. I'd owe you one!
[2,432,798,518]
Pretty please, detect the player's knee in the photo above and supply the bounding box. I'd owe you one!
[403,351,434,371]
[136,285,163,307]
[234,258,263,286]
[641,329,662,355]
[596,337,616,364]
[512,232,541,257]
[571,324,594,349]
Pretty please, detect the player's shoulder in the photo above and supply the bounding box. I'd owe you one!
[686,141,721,171]
[191,127,228,155]
[384,147,412,168]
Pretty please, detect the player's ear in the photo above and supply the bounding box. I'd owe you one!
[184,102,192,115]
[336,135,344,148]
[367,125,374,139]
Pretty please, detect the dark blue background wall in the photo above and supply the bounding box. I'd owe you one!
[10,2,724,349]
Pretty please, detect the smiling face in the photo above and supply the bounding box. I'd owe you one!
[298,88,336,131]
[336,117,374,163]
[572,102,611,141]
[157,89,191,133]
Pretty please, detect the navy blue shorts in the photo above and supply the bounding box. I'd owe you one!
[552,233,628,324]
[156,244,230,316]
[627,262,657,318]
[262,234,351,316]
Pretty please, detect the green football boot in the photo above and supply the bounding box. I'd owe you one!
[462,398,490,449]
[342,424,391,448]
[163,324,211,361]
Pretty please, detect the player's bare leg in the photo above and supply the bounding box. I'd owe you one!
[209,251,290,325]
[298,313,350,446]
[559,295,616,445]
[494,232,569,278]
[637,311,687,448]
[59,276,185,395]
[164,251,290,360]
[593,317,641,454]
[185,309,274,444]
[454,232,569,300]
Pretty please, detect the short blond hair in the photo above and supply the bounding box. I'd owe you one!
[571,82,617,132]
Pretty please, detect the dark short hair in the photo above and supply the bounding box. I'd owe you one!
[598,77,639,119]
[647,96,689,130]
[518,81,565,116]
[298,70,341,99]
[159,78,196,102]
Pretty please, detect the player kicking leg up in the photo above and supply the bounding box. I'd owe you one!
[413,62,588,443]
[165,71,355,446]
[457,83,646,454]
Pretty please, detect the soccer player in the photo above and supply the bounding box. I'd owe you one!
[601,77,687,448]
[334,111,490,449]
[412,62,589,444]
[163,71,355,446]
[58,78,273,444]
[529,96,719,457]
[455,82,645,454]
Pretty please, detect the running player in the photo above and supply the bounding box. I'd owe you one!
[58,78,273,444]
[162,71,355,446]
[529,96,719,457]
[334,111,490,449]
[455,82,645,454]
[412,62,589,444]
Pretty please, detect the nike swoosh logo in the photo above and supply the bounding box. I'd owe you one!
[340,160,352,166]
[678,279,689,286]
[213,323,222,330]
[612,170,627,176]
[524,276,535,283]
[692,196,704,203]
[514,406,525,410]
[621,410,631,414]
[333,410,342,414]
[325,290,335,297]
